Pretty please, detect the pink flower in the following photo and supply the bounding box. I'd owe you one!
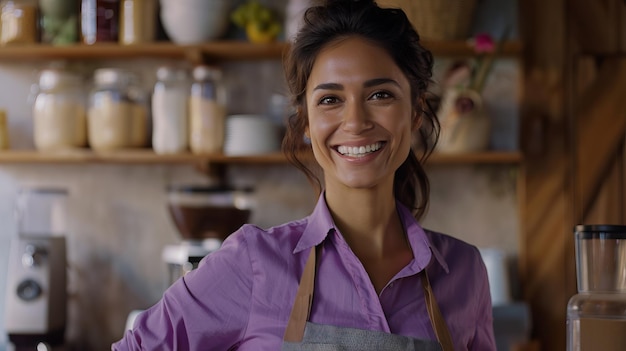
[472,33,495,54]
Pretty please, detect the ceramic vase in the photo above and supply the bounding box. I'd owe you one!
[436,88,490,153]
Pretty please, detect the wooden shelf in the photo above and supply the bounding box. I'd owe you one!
[0,41,287,63]
[426,151,523,165]
[0,40,522,63]
[0,149,522,165]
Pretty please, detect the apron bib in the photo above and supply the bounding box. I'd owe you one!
[282,246,455,351]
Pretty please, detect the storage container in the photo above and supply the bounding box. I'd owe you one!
[32,69,87,151]
[80,0,120,44]
[152,65,190,154]
[0,0,38,45]
[87,68,148,150]
[189,65,226,154]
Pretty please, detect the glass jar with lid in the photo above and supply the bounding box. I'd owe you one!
[32,69,87,151]
[80,0,120,44]
[152,65,190,154]
[0,0,39,45]
[39,0,79,44]
[87,68,148,151]
[189,65,227,154]
[119,0,156,45]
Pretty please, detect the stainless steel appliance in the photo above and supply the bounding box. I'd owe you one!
[4,188,68,350]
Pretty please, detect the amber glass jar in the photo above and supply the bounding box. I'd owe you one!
[0,0,39,45]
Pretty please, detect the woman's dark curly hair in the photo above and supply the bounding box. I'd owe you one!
[282,0,439,220]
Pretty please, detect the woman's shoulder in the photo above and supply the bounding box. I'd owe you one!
[423,228,477,249]
[221,217,310,256]
[422,228,484,267]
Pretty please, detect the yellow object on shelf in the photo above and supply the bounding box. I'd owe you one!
[245,22,280,44]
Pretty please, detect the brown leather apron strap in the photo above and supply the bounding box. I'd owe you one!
[420,271,455,351]
[283,246,318,342]
[283,246,455,351]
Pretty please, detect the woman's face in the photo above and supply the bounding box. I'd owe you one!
[305,36,418,192]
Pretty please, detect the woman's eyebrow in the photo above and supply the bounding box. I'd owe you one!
[313,82,343,91]
[363,78,400,88]
[313,78,399,91]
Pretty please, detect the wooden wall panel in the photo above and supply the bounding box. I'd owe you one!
[520,1,626,350]
[569,0,624,53]
[574,58,626,222]
[519,0,570,349]
[584,153,625,224]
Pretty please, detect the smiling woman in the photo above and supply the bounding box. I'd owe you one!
[112,1,496,350]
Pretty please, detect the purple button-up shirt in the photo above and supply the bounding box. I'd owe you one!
[113,195,496,350]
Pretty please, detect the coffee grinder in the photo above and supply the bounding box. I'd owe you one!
[161,185,253,285]
[4,187,68,351]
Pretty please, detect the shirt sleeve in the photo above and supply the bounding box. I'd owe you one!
[111,230,254,351]
[469,251,497,351]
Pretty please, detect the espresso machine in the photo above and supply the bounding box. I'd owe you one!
[161,185,253,285]
[4,187,68,351]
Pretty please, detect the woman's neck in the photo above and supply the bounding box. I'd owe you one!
[324,182,406,259]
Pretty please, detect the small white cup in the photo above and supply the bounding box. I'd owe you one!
[479,248,512,306]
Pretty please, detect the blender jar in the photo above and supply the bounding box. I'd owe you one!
[567,224,626,351]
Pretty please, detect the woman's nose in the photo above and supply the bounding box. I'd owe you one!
[341,100,372,134]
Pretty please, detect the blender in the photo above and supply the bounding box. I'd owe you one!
[4,187,68,351]
[566,224,626,351]
[161,185,254,285]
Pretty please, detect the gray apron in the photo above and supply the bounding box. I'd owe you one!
[282,246,455,351]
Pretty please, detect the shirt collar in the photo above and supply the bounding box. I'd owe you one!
[294,193,449,274]
[397,203,449,274]
[294,192,334,253]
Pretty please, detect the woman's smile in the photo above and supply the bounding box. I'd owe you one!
[335,141,384,158]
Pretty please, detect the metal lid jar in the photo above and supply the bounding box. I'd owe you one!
[32,69,87,151]
[87,68,148,151]
[189,65,227,154]
[151,65,190,155]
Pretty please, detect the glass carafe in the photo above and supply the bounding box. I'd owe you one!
[566,224,626,351]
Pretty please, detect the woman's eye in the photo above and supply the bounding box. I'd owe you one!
[319,96,339,105]
[370,91,392,100]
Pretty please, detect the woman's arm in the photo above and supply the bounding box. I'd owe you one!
[112,231,254,351]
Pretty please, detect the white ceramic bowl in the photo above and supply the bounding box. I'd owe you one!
[224,114,280,156]
[160,0,230,44]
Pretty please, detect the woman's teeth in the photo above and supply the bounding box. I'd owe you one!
[337,142,382,157]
